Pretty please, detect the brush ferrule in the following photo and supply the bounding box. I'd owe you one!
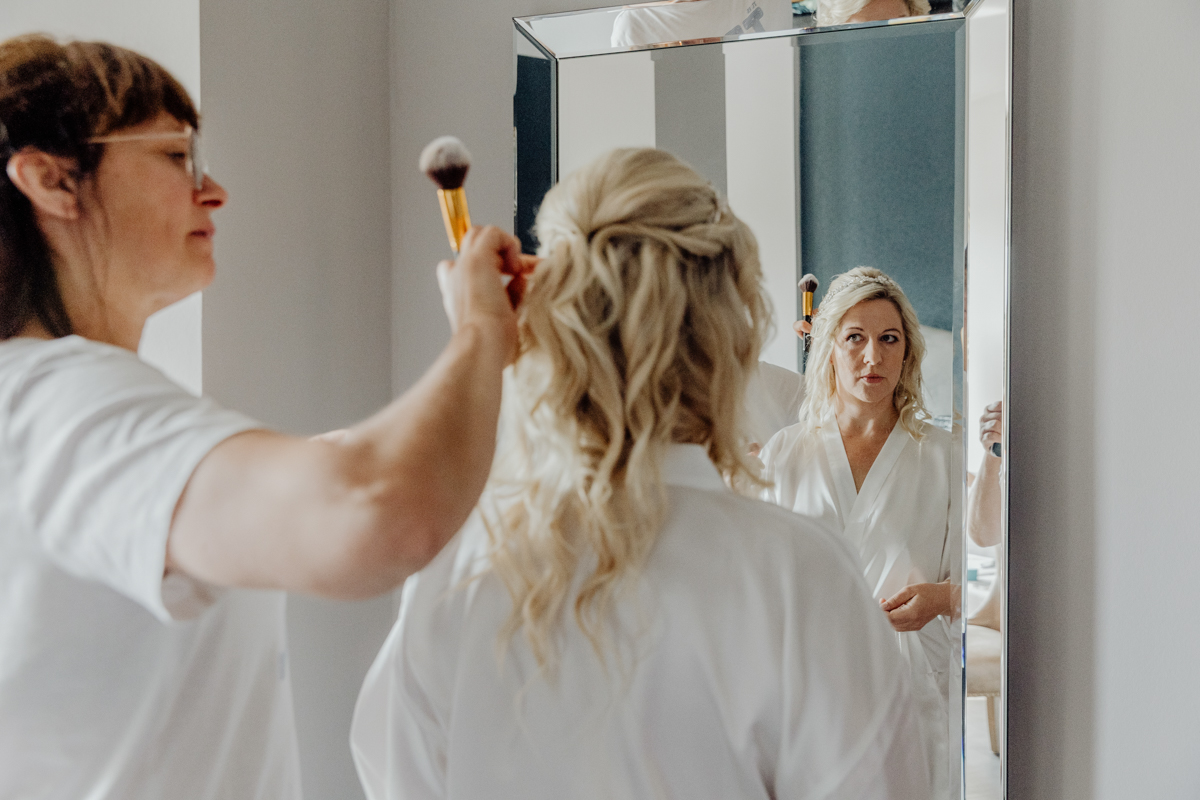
[802,292,814,319]
[437,187,471,252]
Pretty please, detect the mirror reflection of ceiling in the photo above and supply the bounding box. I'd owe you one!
[517,0,983,58]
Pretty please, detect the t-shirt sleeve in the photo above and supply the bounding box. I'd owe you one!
[4,342,262,622]
[774,527,932,799]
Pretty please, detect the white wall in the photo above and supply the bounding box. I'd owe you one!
[724,37,798,371]
[557,52,656,176]
[198,1,394,798]
[1009,0,1200,797]
[389,0,610,397]
[0,0,203,394]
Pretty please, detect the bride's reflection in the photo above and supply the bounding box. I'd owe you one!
[760,266,957,795]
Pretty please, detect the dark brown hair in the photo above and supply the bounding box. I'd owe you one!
[0,35,199,339]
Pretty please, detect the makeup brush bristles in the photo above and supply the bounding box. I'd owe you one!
[419,136,471,190]
[798,274,819,294]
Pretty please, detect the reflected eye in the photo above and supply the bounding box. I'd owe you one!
[882,334,900,343]
[166,151,188,163]
[846,333,863,343]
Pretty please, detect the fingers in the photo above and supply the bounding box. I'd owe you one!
[792,320,812,338]
[506,271,527,310]
[979,406,1004,446]
[515,253,541,275]
[881,585,917,611]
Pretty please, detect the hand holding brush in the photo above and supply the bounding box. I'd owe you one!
[793,274,819,351]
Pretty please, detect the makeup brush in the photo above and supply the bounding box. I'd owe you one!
[798,274,819,352]
[419,136,472,253]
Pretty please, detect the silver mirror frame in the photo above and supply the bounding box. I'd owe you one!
[513,3,1013,795]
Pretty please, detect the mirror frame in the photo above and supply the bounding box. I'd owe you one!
[513,4,1013,795]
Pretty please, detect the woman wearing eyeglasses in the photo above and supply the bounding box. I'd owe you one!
[0,35,525,799]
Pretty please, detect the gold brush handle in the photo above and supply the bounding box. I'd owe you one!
[437,187,471,252]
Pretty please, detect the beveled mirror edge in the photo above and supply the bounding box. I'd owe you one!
[1000,0,1012,796]
[512,9,1012,795]
[514,3,975,60]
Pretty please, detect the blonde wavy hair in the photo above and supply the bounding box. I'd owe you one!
[797,266,931,438]
[815,0,931,26]
[483,148,771,674]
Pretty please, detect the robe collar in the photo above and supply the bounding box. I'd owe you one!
[661,444,728,493]
[820,416,910,521]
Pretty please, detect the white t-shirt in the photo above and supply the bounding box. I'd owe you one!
[612,0,795,48]
[0,336,301,800]
[351,444,929,800]
[743,360,805,448]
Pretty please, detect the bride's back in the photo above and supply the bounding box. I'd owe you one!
[350,148,930,800]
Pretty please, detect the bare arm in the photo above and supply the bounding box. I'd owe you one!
[167,226,531,599]
[967,401,1004,548]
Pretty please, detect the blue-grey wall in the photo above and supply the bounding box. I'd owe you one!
[799,21,963,331]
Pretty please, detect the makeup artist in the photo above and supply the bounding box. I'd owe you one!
[0,36,524,799]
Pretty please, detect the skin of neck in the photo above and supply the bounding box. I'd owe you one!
[834,383,900,439]
[18,215,152,351]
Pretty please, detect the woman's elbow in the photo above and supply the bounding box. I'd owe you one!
[314,494,454,599]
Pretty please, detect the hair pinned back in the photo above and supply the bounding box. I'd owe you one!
[484,148,771,676]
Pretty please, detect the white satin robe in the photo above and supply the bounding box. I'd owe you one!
[760,418,957,796]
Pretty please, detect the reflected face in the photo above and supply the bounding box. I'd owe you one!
[86,112,228,315]
[849,0,913,23]
[831,298,907,407]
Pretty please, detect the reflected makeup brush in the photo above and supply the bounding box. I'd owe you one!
[419,136,472,252]
[798,274,819,352]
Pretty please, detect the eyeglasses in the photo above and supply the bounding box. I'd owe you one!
[87,126,208,191]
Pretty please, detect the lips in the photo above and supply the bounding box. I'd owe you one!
[190,225,215,239]
[861,374,886,383]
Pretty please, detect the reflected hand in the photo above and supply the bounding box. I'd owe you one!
[792,307,819,338]
[979,401,1003,452]
[880,581,959,632]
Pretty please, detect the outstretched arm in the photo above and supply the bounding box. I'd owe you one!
[167,226,532,599]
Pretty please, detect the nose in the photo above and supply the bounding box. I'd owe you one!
[862,337,881,366]
[196,173,228,209]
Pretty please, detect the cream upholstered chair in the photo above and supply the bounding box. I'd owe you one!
[966,550,1003,755]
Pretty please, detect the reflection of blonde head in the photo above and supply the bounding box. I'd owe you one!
[815,0,931,26]
[486,148,770,673]
[798,266,930,438]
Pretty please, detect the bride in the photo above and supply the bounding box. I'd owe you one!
[760,266,959,796]
[350,151,928,799]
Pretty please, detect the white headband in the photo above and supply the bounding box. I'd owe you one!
[821,272,898,304]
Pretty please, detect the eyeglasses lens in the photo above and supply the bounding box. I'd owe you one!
[189,131,207,191]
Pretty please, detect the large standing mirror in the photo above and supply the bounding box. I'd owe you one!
[514,2,1010,797]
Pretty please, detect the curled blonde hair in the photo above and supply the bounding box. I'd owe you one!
[815,0,931,26]
[798,266,930,438]
[484,148,770,674]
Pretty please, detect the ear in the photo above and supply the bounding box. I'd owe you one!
[5,148,82,221]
